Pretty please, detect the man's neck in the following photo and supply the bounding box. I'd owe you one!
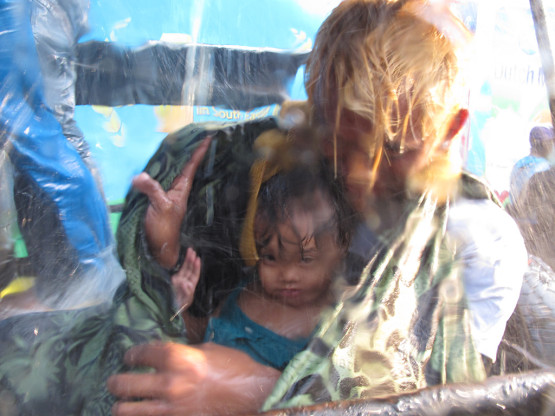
[366,195,410,236]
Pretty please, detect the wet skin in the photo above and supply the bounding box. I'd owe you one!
[321,107,467,213]
[239,190,345,339]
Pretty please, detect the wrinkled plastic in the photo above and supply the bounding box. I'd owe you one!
[30,0,92,162]
[0,0,554,415]
[0,150,16,288]
[74,41,308,109]
[0,0,124,309]
[259,370,555,416]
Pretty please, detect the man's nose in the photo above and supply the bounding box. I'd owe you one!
[343,152,375,186]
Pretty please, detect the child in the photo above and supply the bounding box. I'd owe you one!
[172,147,354,370]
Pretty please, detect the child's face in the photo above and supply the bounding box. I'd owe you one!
[255,191,344,308]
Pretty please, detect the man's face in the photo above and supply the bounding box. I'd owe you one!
[322,107,434,213]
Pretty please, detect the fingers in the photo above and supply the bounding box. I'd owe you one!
[172,248,201,285]
[108,343,210,415]
[107,373,166,400]
[170,136,212,199]
[112,400,171,416]
[121,343,171,370]
[131,135,211,208]
[121,342,204,372]
[171,248,201,310]
[132,172,167,204]
[107,344,199,400]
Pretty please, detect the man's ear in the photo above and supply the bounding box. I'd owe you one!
[444,108,469,144]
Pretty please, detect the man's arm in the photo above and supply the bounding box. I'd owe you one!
[108,342,281,416]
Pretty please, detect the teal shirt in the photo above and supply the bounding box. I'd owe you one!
[204,285,309,370]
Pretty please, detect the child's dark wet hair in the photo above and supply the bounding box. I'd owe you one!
[254,159,355,254]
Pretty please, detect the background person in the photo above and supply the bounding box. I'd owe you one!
[509,125,555,210]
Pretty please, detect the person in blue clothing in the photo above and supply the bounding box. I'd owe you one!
[509,125,555,207]
[508,125,555,246]
[171,134,355,370]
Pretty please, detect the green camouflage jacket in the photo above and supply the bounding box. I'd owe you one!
[0,117,487,415]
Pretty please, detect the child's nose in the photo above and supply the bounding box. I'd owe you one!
[280,266,300,283]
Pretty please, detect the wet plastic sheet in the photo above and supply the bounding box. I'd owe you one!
[0,0,124,310]
[74,41,308,108]
[258,370,555,416]
[0,0,554,415]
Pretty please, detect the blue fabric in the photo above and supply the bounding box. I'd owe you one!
[0,0,119,306]
[509,155,550,202]
[204,284,309,371]
[1,0,111,257]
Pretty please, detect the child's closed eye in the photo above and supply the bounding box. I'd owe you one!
[300,248,319,264]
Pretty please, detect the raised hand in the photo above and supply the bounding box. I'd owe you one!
[171,247,201,315]
[132,136,212,269]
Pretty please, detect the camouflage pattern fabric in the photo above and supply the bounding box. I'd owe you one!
[0,117,276,415]
[262,188,487,410]
[0,117,488,415]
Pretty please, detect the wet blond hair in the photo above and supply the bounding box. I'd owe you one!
[306,0,471,195]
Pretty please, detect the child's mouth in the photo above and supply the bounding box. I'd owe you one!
[280,289,301,298]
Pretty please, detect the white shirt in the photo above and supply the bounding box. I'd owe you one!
[446,197,527,360]
[350,197,527,361]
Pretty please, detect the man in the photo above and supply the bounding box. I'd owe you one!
[108,1,526,415]
[518,161,555,270]
[509,125,555,208]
